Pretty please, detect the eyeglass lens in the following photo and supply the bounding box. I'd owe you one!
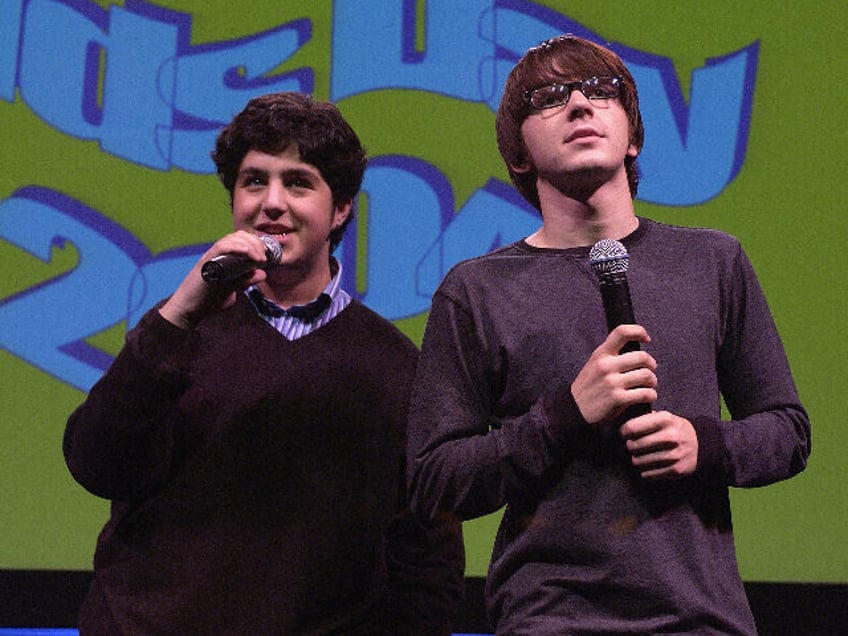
[527,77,620,109]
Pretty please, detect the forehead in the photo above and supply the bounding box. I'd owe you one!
[239,146,321,177]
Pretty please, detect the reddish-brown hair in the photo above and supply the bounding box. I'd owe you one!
[495,35,644,210]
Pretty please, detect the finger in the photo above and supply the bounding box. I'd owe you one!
[208,231,267,262]
[621,419,657,442]
[620,365,657,390]
[637,464,677,480]
[626,435,674,456]
[610,387,656,417]
[605,324,651,354]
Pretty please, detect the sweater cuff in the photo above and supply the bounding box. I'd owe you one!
[541,385,591,449]
[690,414,728,484]
[125,306,198,381]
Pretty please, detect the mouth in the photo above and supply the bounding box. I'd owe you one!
[566,129,602,143]
[257,225,293,239]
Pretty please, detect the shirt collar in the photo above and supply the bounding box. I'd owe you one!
[247,257,342,322]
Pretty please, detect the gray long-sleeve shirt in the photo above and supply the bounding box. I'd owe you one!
[407,217,810,635]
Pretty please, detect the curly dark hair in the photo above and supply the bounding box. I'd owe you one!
[212,92,367,253]
[495,35,644,211]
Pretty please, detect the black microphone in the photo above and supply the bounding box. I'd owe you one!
[201,235,282,284]
[589,238,650,417]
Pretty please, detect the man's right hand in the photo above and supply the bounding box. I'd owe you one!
[159,231,271,330]
[571,324,658,425]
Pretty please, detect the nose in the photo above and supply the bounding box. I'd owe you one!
[261,180,287,218]
[566,88,594,116]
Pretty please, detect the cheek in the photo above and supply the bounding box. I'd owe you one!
[231,194,257,221]
[613,111,637,155]
[520,120,543,152]
[514,129,542,171]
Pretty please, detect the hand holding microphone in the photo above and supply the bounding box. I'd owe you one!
[584,240,698,479]
[201,234,283,284]
[159,233,283,330]
[571,239,656,425]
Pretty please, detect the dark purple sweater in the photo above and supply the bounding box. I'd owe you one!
[65,296,464,635]
[407,218,810,635]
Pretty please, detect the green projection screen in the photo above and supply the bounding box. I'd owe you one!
[1,0,845,588]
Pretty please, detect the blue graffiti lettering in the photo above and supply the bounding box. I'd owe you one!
[333,0,758,205]
[0,0,25,100]
[332,0,497,103]
[338,156,454,317]
[632,45,758,204]
[415,179,540,298]
[161,18,313,172]
[1,0,761,390]
[0,187,209,391]
[0,163,540,390]
[9,0,312,171]
[1,187,149,391]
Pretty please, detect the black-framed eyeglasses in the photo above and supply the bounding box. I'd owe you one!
[524,76,622,110]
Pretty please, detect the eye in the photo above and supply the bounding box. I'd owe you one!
[286,176,313,189]
[585,77,620,99]
[236,167,266,188]
[239,174,265,190]
[531,85,567,109]
[536,89,560,107]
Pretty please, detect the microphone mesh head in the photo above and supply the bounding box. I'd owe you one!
[260,235,283,265]
[589,239,629,276]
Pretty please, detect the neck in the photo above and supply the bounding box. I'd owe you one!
[260,257,334,309]
[527,173,638,248]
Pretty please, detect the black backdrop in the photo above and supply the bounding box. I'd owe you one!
[2,571,846,635]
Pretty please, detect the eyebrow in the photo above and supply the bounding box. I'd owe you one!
[237,165,320,180]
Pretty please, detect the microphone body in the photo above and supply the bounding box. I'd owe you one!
[596,270,640,354]
[589,239,650,417]
[201,235,283,284]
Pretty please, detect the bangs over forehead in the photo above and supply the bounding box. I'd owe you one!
[495,35,644,209]
[520,37,626,90]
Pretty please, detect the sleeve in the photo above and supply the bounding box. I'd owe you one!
[694,243,810,487]
[375,334,465,636]
[63,306,196,501]
[406,278,586,523]
[380,493,465,635]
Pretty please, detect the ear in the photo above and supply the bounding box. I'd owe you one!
[332,200,353,229]
[509,153,533,174]
[626,143,639,158]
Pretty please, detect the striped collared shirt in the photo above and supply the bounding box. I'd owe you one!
[246,258,351,341]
